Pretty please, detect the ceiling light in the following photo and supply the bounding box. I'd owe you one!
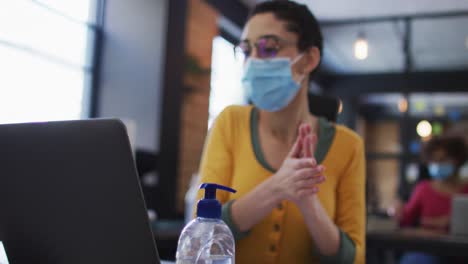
[398,98,408,113]
[434,105,445,116]
[416,120,432,138]
[338,99,343,114]
[354,34,368,60]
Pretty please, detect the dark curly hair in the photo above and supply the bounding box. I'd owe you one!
[423,136,468,167]
[249,0,323,56]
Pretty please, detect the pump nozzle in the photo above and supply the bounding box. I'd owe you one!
[200,183,236,199]
[197,183,236,219]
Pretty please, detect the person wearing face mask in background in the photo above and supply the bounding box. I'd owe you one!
[397,136,468,264]
[399,136,468,232]
[195,1,365,264]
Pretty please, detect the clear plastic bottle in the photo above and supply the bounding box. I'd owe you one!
[176,183,236,264]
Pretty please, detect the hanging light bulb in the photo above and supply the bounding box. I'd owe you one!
[398,98,408,113]
[354,33,368,60]
[416,120,432,138]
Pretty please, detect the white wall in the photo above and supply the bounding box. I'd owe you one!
[97,0,168,152]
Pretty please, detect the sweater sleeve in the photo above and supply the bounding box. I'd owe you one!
[400,181,426,227]
[195,106,235,209]
[318,229,356,264]
[333,138,366,264]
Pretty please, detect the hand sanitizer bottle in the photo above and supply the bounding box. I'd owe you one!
[176,183,236,264]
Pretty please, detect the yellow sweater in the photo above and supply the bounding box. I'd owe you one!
[197,105,366,264]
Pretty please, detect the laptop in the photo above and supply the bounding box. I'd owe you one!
[0,119,161,264]
[451,195,468,236]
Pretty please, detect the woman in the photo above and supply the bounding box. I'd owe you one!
[398,136,468,264]
[400,136,468,231]
[197,1,365,263]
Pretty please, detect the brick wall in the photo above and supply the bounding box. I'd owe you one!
[176,0,219,212]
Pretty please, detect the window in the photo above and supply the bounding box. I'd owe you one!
[0,0,101,124]
[209,36,246,128]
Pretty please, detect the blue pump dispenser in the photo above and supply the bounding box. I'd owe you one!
[196,183,236,219]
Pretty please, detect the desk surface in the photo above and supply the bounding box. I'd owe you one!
[151,221,468,258]
[367,229,468,257]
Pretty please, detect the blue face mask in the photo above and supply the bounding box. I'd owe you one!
[428,162,455,180]
[241,55,304,112]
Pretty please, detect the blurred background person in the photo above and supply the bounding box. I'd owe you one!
[397,136,468,264]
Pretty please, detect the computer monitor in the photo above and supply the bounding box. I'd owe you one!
[0,119,160,264]
[451,195,468,236]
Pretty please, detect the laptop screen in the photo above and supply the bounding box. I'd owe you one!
[0,119,160,264]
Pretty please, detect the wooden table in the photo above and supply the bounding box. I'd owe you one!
[367,229,468,262]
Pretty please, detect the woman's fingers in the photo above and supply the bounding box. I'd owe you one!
[302,134,308,158]
[297,186,319,198]
[292,158,317,169]
[289,123,313,158]
[301,123,311,135]
[303,134,318,158]
[299,123,308,138]
[299,124,310,158]
[297,121,317,159]
[295,175,326,188]
[287,133,303,158]
[293,165,325,179]
[303,135,311,158]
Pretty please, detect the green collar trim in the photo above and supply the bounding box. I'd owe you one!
[250,108,336,173]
